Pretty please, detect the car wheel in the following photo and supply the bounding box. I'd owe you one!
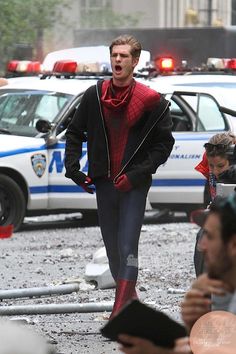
[0,174,26,231]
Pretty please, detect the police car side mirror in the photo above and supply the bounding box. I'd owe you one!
[36,119,52,133]
[219,106,236,117]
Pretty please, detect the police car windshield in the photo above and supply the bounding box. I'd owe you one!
[0,89,72,137]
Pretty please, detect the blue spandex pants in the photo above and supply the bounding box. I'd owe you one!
[95,178,151,281]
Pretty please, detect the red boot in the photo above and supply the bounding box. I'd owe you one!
[109,279,137,320]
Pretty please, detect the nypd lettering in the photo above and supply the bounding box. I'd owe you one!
[49,151,64,173]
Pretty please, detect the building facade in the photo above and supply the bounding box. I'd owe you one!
[46,0,232,53]
[77,0,232,28]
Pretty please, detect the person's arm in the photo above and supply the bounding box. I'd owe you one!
[181,274,233,332]
[118,335,191,354]
[64,92,89,185]
[126,99,175,188]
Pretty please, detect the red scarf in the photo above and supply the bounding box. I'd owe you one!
[195,152,217,200]
[101,79,135,112]
[101,79,161,178]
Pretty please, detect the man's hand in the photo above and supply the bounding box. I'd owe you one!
[80,176,94,194]
[118,334,192,354]
[181,288,211,331]
[114,174,132,192]
[191,274,231,295]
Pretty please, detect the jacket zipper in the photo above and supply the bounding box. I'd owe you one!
[96,83,111,178]
[113,101,170,183]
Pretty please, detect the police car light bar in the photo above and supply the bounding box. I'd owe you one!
[145,56,236,78]
[6,60,41,74]
[42,46,150,74]
[51,60,110,76]
[207,57,236,71]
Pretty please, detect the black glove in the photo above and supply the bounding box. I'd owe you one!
[65,170,87,185]
[65,171,94,194]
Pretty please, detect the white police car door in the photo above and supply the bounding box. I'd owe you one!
[148,91,229,210]
[46,117,97,211]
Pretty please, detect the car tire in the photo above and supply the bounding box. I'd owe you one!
[0,174,26,231]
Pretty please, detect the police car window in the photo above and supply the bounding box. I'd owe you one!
[56,93,84,137]
[197,94,226,131]
[35,95,68,122]
[178,93,226,132]
[0,90,72,137]
[165,94,192,131]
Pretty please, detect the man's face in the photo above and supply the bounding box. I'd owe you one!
[199,212,233,279]
[110,44,139,85]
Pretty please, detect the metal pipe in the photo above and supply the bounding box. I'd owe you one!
[0,283,80,300]
[0,302,113,315]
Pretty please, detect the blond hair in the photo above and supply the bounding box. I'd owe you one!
[109,34,142,58]
[208,132,236,146]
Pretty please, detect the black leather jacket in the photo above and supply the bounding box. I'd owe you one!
[65,80,175,187]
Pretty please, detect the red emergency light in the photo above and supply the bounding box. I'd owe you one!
[225,58,236,70]
[53,60,77,74]
[27,61,41,73]
[6,60,19,72]
[154,56,174,73]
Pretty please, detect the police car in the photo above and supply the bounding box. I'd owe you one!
[145,70,236,212]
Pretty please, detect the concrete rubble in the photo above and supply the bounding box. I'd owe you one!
[0,220,198,353]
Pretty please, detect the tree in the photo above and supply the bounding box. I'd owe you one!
[0,0,67,74]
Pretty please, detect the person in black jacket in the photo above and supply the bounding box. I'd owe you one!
[65,34,174,319]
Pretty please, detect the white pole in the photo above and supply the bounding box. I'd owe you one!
[0,283,80,299]
[0,302,113,315]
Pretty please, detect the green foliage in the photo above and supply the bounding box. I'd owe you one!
[0,0,67,74]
